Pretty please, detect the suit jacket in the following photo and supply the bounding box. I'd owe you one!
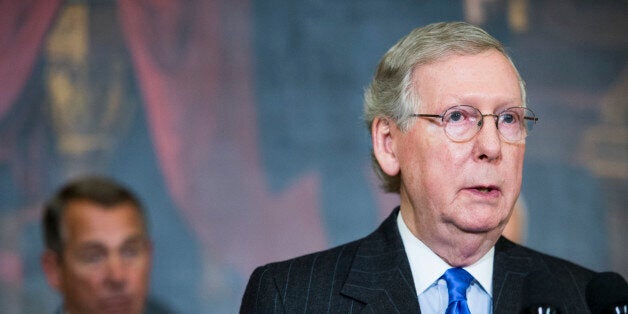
[241,208,596,313]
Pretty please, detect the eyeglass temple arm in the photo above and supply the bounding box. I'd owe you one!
[410,114,442,118]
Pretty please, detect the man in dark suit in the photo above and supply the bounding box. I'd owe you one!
[241,21,624,313]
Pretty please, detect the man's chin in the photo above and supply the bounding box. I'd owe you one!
[98,296,137,314]
[455,218,504,235]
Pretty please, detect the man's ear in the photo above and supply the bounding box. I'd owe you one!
[372,117,401,177]
[41,250,62,291]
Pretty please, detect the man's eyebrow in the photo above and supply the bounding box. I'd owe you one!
[75,241,107,251]
[121,234,149,245]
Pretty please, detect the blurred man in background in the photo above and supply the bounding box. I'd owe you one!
[41,176,152,314]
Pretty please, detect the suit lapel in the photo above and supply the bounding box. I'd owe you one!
[492,237,534,313]
[340,212,542,312]
[340,208,420,313]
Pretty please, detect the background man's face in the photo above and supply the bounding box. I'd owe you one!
[394,49,525,242]
[45,200,151,314]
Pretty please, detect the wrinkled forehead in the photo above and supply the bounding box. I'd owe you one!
[407,48,525,106]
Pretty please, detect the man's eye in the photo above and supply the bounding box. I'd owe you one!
[121,241,147,258]
[500,113,517,124]
[448,111,464,122]
[78,250,105,263]
[121,246,141,258]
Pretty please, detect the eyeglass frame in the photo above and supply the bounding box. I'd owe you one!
[410,105,539,143]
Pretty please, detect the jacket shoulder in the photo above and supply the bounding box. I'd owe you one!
[499,237,596,279]
[240,240,363,313]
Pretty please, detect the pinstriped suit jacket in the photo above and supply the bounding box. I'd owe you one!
[241,208,596,313]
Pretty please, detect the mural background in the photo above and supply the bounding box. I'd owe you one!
[0,0,626,312]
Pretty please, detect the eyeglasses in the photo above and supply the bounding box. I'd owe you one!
[410,105,538,142]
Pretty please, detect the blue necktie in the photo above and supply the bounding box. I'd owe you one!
[442,268,474,314]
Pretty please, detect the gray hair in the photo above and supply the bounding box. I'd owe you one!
[364,21,527,193]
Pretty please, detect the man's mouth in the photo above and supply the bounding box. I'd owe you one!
[475,186,497,193]
[100,295,133,312]
[465,185,501,196]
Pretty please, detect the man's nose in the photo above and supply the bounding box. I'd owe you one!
[474,115,502,161]
[105,256,127,289]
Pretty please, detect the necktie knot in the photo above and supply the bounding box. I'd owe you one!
[442,267,474,314]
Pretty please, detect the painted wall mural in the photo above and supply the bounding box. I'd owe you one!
[0,0,626,312]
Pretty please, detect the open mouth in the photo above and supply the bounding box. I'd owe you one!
[475,186,497,193]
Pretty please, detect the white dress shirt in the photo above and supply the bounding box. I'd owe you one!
[397,213,493,313]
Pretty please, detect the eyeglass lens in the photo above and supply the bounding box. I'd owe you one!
[442,105,535,142]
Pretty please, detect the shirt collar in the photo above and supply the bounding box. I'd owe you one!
[397,212,494,296]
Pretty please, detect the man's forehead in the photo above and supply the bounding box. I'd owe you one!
[410,51,520,106]
[61,200,147,246]
[74,234,148,251]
